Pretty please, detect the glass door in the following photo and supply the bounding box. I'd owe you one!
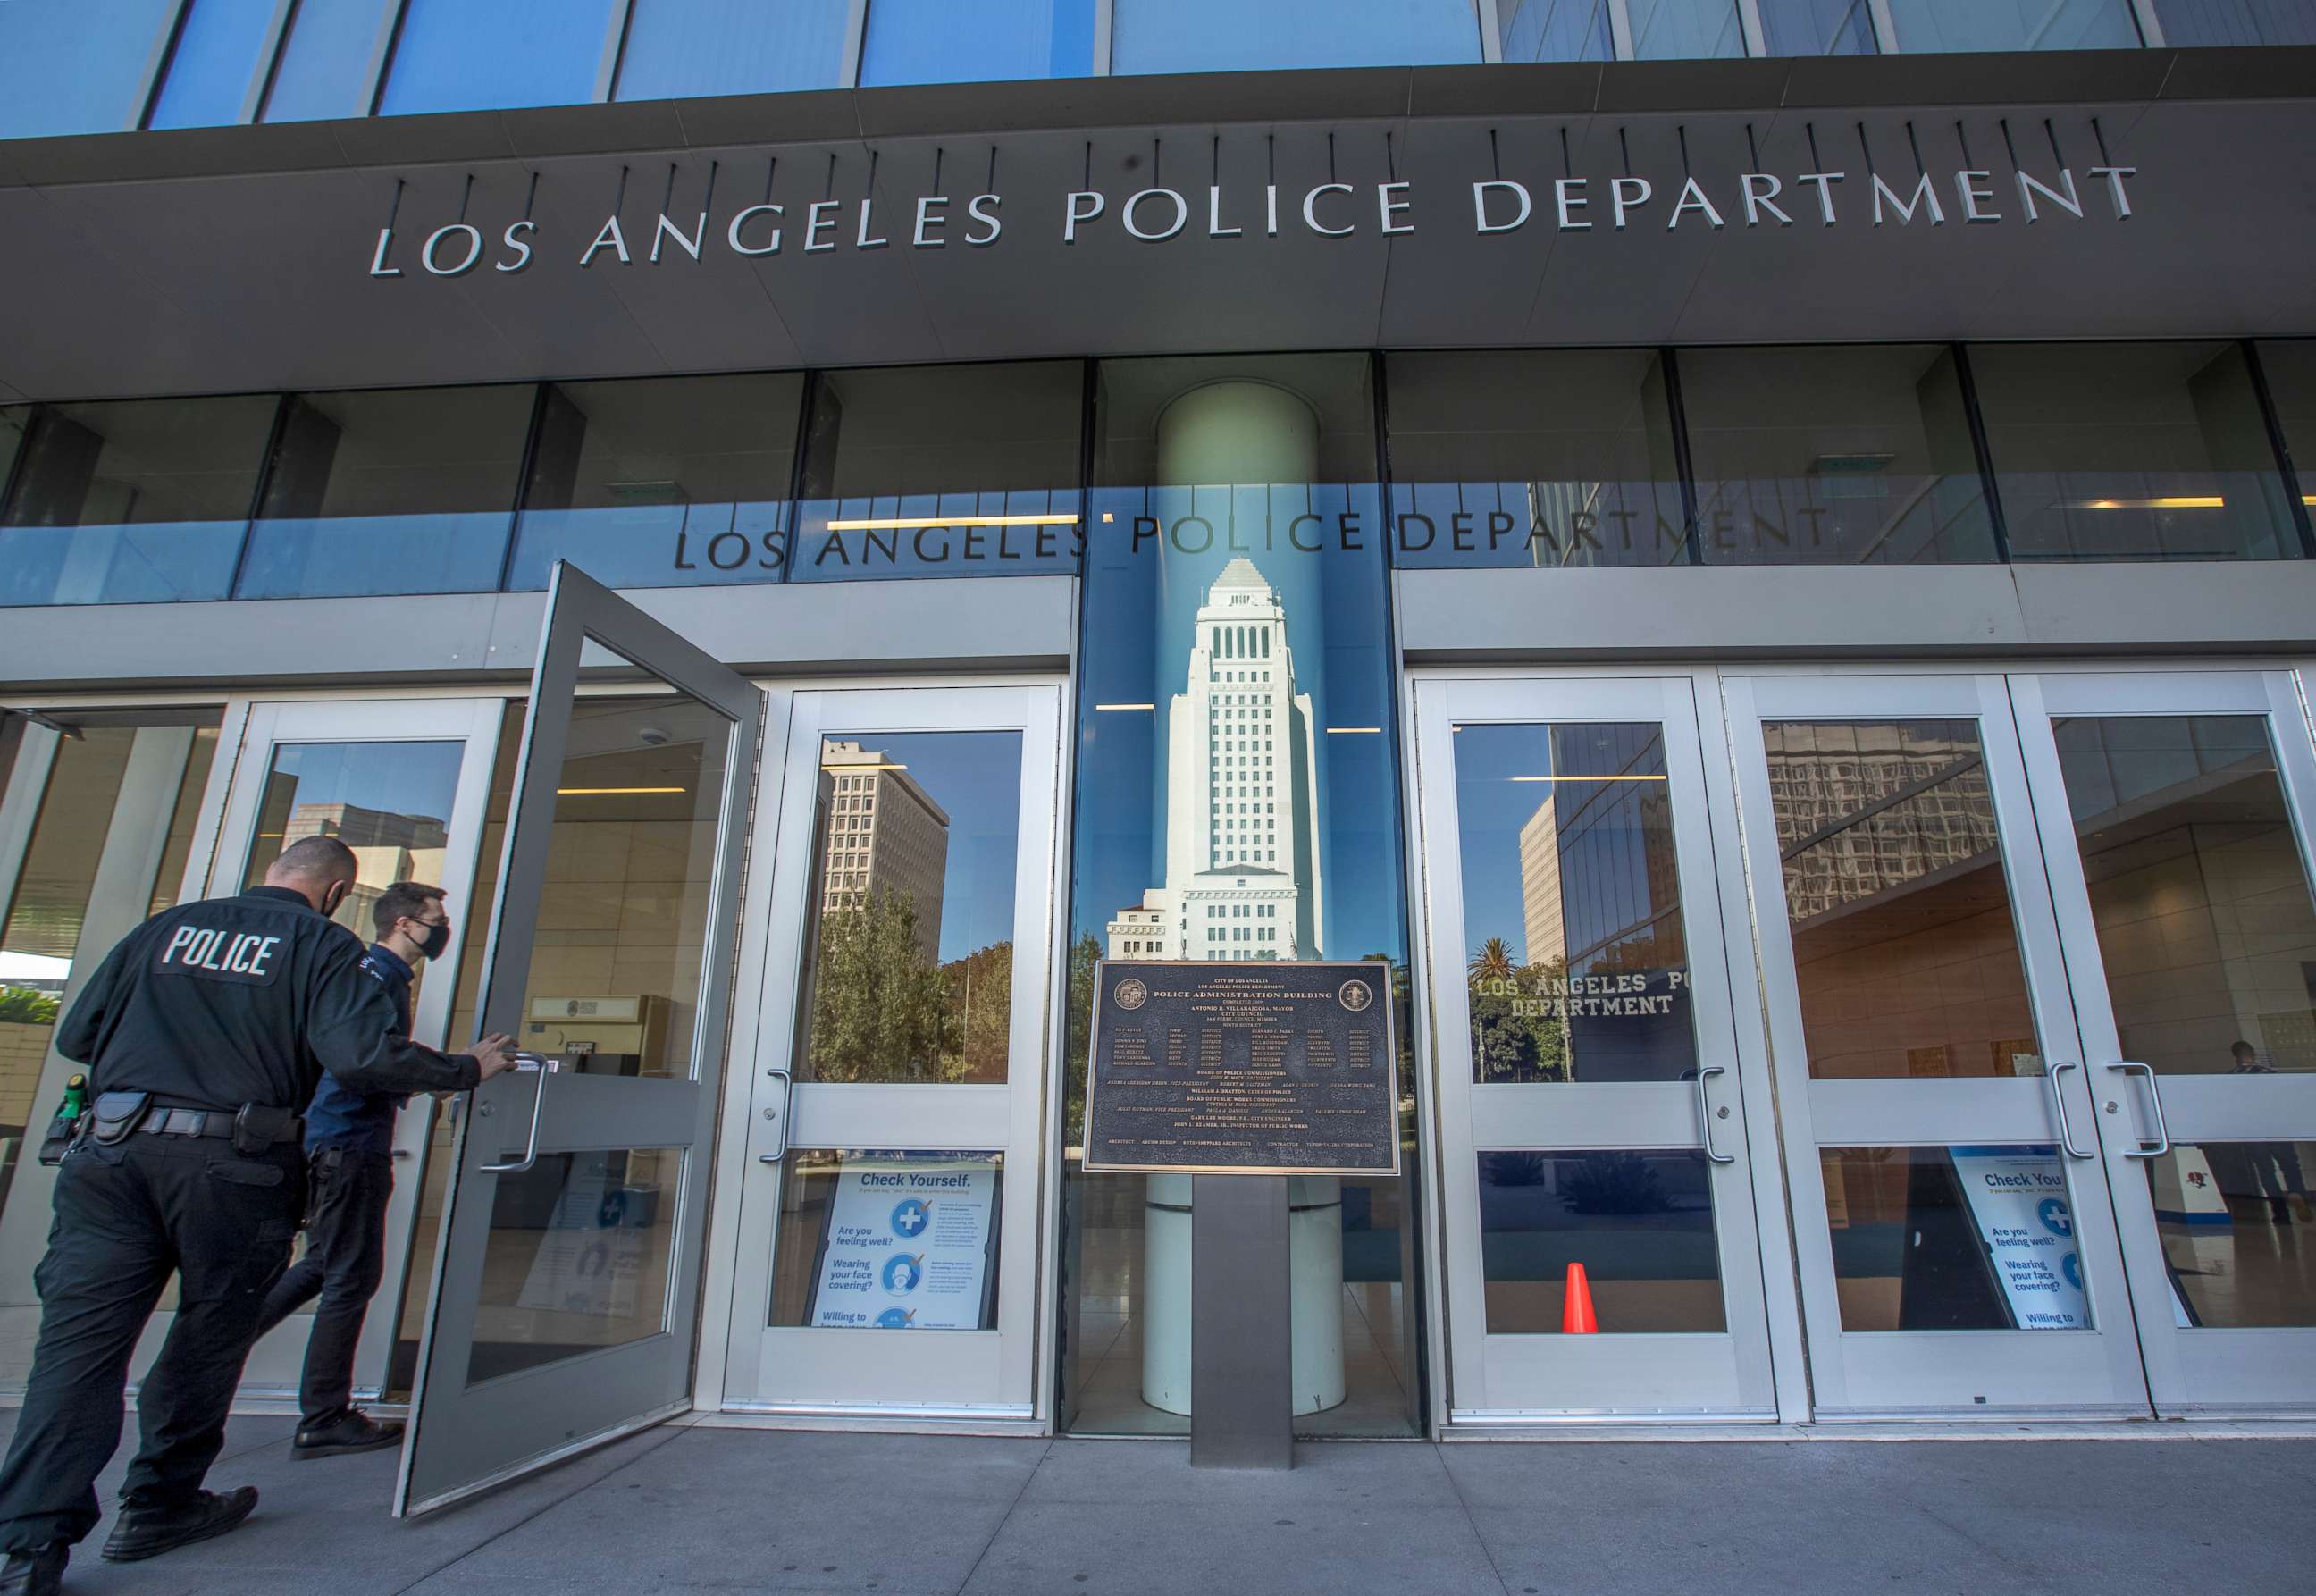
[1724,672,2148,1416]
[2014,668,2316,1414]
[202,697,507,1398]
[1414,676,1777,1420]
[398,564,760,1514]
[720,685,1061,1416]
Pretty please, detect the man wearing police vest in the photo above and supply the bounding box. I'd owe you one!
[0,836,516,1596]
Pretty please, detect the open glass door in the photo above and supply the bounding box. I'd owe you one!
[397,564,760,1515]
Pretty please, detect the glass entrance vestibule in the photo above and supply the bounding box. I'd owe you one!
[2,657,2313,1456]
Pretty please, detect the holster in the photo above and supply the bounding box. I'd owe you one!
[88,1090,152,1147]
[36,1111,80,1167]
[233,1102,298,1155]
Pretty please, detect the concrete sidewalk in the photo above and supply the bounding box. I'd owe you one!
[7,1411,2312,1595]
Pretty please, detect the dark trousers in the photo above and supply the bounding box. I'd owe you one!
[254,1147,394,1429]
[0,1135,300,1551]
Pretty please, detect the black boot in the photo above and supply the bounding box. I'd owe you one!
[0,1546,65,1595]
[99,1486,257,1563]
[292,1408,405,1460]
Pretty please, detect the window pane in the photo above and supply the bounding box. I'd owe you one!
[790,362,1082,584]
[2051,715,2316,1079]
[2152,0,2316,44]
[1756,0,1879,52]
[1885,0,2142,50]
[1681,345,1997,565]
[1480,1151,1724,1332]
[0,0,176,139]
[0,397,274,607]
[1385,350,1686,569]
[148,0,279,128]
[1627,0,1745,57]
[238,741,468,937]
[466,1146,682,1383]
[862,0,1095,84]
[1497,0,1615,60]
[1765,719,2046,1081]
[768,1150,1003,1329]
[2152,1142,2316,1327]
[1974,342,2302,562]
[1824,1147,2093,1331]
[613,0,851,99]
[378,0,617,115]
[794,732,1023,1085]
[1113,0,1481,73]
[235,386,532,600]
[507,374,803,592]
[1065,353,1415,1437]
[512,694,731,1083]
[260,0,397,122]
[1455,724,1699,1084]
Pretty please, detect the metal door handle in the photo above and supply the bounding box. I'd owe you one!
[479,1067,548,1174]
[756,1067,793,1164]
[2108,1062,2170,1159]
[1695,1063,1735,1164]
[2047,1061,2094,1159]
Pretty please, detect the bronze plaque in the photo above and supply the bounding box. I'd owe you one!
[1084,960,1399,1176]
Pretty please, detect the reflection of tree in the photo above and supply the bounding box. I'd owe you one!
[1061,933,1103,1145]
[941,940,1012,1081]
[1470,956,1571,1084]
[1468,937,1514,981]
[808,892,957,1082]
[0,987,60,1025]
[1562,1152,1673,1215]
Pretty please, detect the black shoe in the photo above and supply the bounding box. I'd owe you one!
[0,1545,65,1595]
[292,1409,404,1459]
[99,1486,257,1563]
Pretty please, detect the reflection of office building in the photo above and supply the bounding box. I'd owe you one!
[818,740,950,962]
[1765,723,1999,923]
[1518,794,1565,969]
[281,800,447,851]
[1106,559,1322,962]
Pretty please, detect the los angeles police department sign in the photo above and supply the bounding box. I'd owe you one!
[365,147,2138,279]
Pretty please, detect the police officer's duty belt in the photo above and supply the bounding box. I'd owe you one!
[137,1107,300,1143]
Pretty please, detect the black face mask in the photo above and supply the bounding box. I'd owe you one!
[409,920,451,962]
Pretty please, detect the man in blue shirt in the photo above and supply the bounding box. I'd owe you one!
[253,879,455,1459]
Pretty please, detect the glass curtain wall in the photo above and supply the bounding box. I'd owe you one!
[1678,345,1998,564]
[147,0,282,128]
[1627,0,1748,57]
[2257,340,2316,535]
[507,373,804,591]
[261,0,400,122]
[1497,0,1617,59]
[1112,0,1485,72]
[861,0,1098,84]
[1384,350,1688,569]
[1756,0,1881,53]
[2152,1,2316,45]
[1062,353,1418,1438]
[0,0,178,139]
[0,397,278,607]
[789,361,1083,583]
[614,0,852,99]
[1971,342,2302,561]
[377,0,621,115]
[1884,0,2144,51]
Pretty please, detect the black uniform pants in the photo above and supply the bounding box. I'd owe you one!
[254,1147,394,1428]
[0,1134,300,1551]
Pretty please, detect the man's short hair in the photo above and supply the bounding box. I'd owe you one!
[2232,1039,2258,1061]
[270,836,358,884]
[373,880,448,938]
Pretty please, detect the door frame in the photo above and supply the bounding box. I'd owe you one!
[198,695,508,1400]
[706,679,1066,1425]
[1403,666,1808,1429]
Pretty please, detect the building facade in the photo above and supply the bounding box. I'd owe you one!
[3,0,2316,1512]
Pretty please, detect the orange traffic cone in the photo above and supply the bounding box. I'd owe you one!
[1563,1262,1599,1334]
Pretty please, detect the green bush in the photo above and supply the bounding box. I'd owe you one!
[0,987,60,1026]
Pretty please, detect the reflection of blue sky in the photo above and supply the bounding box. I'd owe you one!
[1070,483,1406,962]
[1453,726,1560,968]
[266,742,466,827]
[839,730,1021,963]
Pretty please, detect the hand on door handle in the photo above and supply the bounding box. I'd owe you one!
[479,1064,548,1174]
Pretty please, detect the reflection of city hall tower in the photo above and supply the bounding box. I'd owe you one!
[1105,557,1322,963]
